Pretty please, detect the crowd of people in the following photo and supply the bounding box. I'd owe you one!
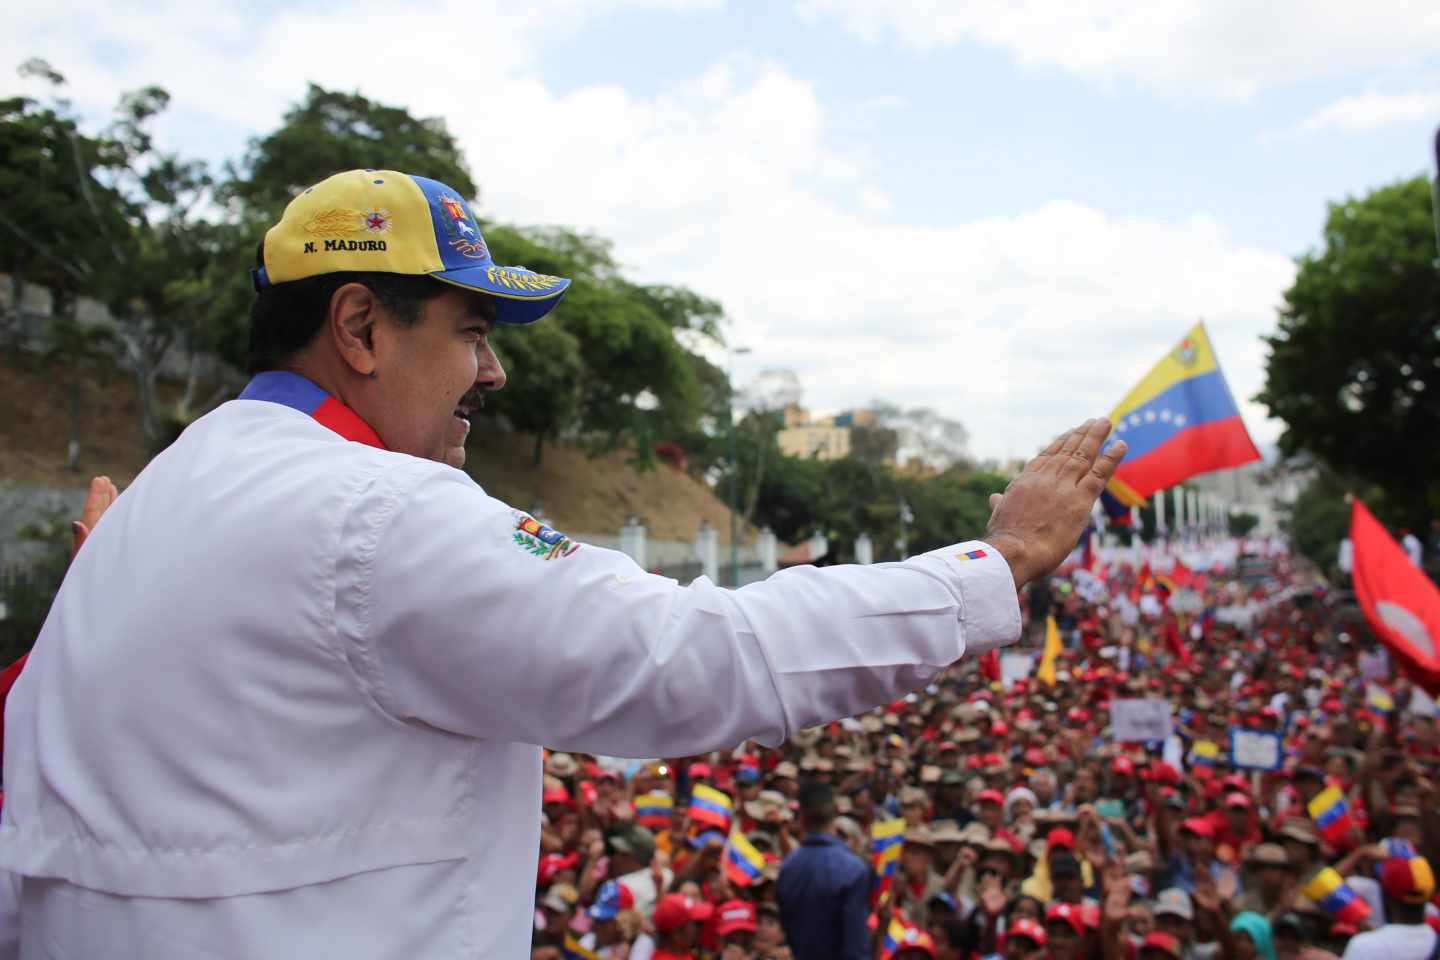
[527,540,1440,960]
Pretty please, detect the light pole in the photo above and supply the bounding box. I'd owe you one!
[727,345,751,587]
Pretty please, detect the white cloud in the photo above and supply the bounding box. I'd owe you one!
[1,1,1296,459]
[1276,87,1440,138]
[858,185,893,214]
[794,0,1440,99]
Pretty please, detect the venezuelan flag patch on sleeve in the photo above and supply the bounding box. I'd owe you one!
[956,549,988,561]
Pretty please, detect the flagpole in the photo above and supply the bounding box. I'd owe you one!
[1155,487,1166,538]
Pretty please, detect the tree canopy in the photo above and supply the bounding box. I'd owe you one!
[1257,176,1440,528]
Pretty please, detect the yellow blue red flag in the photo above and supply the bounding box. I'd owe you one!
[723,830,768,887]
[1301,867,1371,925]
[1102,322,1260,508]
[562,933,601,960]
[634,791,674,830]
[1307,785,1354,847]
[688,783,733,831]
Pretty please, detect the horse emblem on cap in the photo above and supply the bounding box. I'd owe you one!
[435,194,490,260]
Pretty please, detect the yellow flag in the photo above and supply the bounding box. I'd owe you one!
[1038,615,1062,687]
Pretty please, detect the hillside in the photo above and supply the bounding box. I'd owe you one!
[0,352,750,544]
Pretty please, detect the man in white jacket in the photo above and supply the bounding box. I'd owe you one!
[0,169,1125,958]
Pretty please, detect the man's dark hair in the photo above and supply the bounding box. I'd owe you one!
[797,780,836,829]
[247,243,449,374]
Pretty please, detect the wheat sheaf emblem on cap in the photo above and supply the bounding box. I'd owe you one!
[302,209,365,238]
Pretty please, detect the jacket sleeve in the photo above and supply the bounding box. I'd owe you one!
[338,465,1019,757]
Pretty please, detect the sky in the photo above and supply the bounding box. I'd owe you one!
[6,0,1439,461]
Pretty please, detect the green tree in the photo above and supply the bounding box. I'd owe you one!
[1,61,245,448]
[1257,176,1440,530]
[1228,511,1260,538]
[229,84,476,218]
[0,59,131,343]
[1283,467,1385,581]
[481,224,721,466]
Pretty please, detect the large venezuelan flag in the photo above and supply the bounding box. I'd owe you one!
[1103,323,1260,508]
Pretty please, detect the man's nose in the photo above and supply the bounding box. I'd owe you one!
[478,342,507,392]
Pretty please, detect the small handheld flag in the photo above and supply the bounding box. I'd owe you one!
[1191,740,1221,767]
[723,830,768,888]
[881,916,909,955]
[562,932,602,960]
[1301,867,1371,926]
[634,792,674,831]
[689,783,733,831]
[1307,785,1354,848]
[872,818,905,877]
[1038,616,1062,688]
[871,817,905,905]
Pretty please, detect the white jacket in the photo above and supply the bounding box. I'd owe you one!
[0,374,1019,958]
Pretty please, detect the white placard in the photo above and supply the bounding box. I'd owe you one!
[1229,728,1282,770]
[1109,698,1173,742]
[1001,653,1034,689]
[1358,650,1390,682]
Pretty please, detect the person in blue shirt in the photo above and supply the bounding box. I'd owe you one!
[776,780,872,960]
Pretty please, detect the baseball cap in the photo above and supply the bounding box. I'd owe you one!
[537,851,579,885]
[653,893,712,933]
[1140,931,1184,959]
[735,766,762,785]
[715,899,758,936]
[540,882,578,914]
[977,789,1005,805]
[1045,902,1085,934]
[1047,828,1076,851]
[1380,853,1436,904]
[254,169,570,324]
[1181,816,1215,839]
[1154,888,1194,921]
[587,879,635,922]
[1009,918,1048,947]
[606,821,656,861]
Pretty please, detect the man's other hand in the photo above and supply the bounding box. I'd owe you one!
[71,475,119,561]
[984,419,1126,588]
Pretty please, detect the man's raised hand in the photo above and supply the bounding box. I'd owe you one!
[984,419,1126,588]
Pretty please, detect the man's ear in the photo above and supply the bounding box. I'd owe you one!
[329,282,379,377]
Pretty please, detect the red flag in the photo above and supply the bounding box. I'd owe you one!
[1350,500,1440,695]
[1163,616,1193,668]
[979,648,1000,683]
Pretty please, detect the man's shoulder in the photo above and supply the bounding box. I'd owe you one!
[1342,924,1437,960]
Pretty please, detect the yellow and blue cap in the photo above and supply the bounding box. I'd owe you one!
[252,169,570,324]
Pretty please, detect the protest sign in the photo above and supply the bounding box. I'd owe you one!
[1001,653,1034,689]
[1229,727,1283,770]
[1109,698,1172,742]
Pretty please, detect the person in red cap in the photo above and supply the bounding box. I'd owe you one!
[652,892,713,960]
[1156,811,1237,895]
[1044,901,1086,960]
[1214,792,1261,865]
[714,899,758,960]
[1138,930,1185,960]
[1341,851,1437,960]
[1004,918,1048,960]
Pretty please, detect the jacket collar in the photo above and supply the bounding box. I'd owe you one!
[239,371,386,450]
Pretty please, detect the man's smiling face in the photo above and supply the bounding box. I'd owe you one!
[361,286,505,468]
